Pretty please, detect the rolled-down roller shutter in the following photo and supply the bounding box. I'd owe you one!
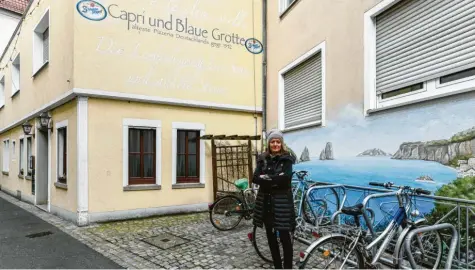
[283,52,322,129]
[43,28,49,63]
[375,0,475,94]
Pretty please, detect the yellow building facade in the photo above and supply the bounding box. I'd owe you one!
[0,0,263,226]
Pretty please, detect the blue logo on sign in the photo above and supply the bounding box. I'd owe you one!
[245,38,263,54]
[76,0,107,21]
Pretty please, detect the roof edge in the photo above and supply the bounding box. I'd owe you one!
[0,0,35,65]
[0,6,23,15]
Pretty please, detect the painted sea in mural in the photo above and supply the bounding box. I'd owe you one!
[293,156,457,192]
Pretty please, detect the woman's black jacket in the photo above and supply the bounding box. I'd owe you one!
[252,152,296,231]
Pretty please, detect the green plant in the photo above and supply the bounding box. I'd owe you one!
[450,128,475,143]
[426,139,450,146]
[425,177,475,248]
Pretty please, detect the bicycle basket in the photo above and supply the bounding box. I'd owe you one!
[234,178,249,190]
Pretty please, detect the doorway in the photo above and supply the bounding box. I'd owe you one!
[35,128,50,211]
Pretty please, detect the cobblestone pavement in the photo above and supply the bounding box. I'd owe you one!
[0,192,310,269]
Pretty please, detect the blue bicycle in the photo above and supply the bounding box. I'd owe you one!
[299,182,442,269]
[292,171,341,226]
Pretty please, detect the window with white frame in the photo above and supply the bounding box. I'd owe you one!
[122,119,161,187]
[11,54,20,96]
[279,0,296,13]
[19,138,24,176]
[171,122,205,186]
[26,137,32,176]
[0,75,5,108]
[3,139,9,173]
[33,9,50,75]
[279,41,326,131]
[57,124,67,183]
[365,0,475,111]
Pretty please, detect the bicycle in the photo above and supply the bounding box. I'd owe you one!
[292,171,341,226]
[208,178,257,231]
[298,181,442,269]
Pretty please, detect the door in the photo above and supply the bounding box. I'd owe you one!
[35,128,49,206]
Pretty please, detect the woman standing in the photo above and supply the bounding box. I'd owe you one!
[252,129,296,269]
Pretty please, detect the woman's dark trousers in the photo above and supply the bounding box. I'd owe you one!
[264,216,293,269]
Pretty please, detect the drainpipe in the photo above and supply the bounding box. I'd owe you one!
[262,0,268,147]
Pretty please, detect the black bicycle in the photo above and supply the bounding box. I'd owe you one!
[208,178,257,231]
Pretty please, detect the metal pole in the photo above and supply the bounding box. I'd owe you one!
[211,139,217,201]
[404,223,458,269]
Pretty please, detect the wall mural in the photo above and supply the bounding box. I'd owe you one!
[282,95,475,252]
[284,95,475,227]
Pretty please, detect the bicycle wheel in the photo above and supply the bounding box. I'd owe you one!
[302,187,340,226]
[396,225,442,269]
[250,225,284,263]
[299,235,364,269]
[209,195,244,231]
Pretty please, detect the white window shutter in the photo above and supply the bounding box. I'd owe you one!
[375,0,475,94]
[283,52,323,129]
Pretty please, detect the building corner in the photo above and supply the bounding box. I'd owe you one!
[76,96,89,226]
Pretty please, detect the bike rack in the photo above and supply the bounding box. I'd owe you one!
[305,184,347,207]
[360,191,399,236]
[404,223,458,270]
[305,184,347,222]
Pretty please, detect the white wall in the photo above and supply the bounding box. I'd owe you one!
[0,9,21,56]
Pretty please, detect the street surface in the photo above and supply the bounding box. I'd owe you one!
[0,195,120,268]
[0,192,307,269]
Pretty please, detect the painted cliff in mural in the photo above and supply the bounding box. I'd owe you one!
[284,95,475,201]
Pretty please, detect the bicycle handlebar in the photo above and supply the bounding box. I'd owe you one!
[369,181,431,195]
[369,182,387,188]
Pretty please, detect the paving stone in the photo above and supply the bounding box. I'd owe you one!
[0,191,309,269]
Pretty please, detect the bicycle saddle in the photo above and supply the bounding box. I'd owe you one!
[341,203,364,216]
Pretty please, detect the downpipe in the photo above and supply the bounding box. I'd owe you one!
[261,0,267,140]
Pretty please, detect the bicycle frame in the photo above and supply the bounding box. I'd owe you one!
[311,188,427,268]
[361,189,427,267]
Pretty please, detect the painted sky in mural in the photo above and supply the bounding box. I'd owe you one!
[286,98,475,160]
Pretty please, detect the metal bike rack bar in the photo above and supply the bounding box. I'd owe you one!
[360,191,399,236]
[305,184,347,210]
[404,223,458,270]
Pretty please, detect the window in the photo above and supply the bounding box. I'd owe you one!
[57,127,67,183]
[33,9,50,75]
[439,67,475,85]
[278,41,326,132]
[11,54,20,97]
[176,130,200,183]
[172,122,205,186]
[27,137,32,176]
[43,28,49,62]
[0,75,5,108]
[365,0,475,112]
[128,128,156,184]
[2,139,9,173]
[122,119,161,187]
[279,0,296,14]
[19,138,24,176]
